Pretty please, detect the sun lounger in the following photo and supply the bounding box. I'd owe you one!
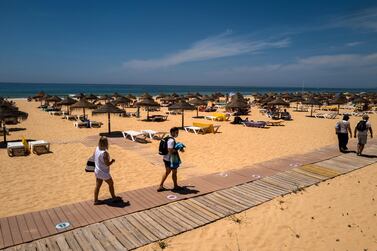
[324,112,337,119]
[204,115,217,121]
[0,127,9,136]
[184,126,206,134]
[63,115,78,121]
[242,121,267,128]
[7,142,27,157]
[165,111,182,115]
[74,121,89,128]
[122,130,147,142]
[49,111,62,116]
[29,140,50,155]
[191,122,221,134]
[141,130,167,139]
[266,121,284,126]
[89,121,102,128]
[147,115,168,122]
[314,113,326,118]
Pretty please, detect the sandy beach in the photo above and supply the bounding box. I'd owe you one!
[1,99,376,250]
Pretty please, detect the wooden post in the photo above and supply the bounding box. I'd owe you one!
[108,112,111,134]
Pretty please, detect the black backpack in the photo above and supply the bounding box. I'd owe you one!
[356,120,367,131]
[158,136,174,155]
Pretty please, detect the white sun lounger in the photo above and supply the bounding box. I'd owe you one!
[184,126,205,134]
[122,130,147,142]
[140,130,167,139]
[7,142,27,157]
[29,140,50,154]
[204,115,217,121]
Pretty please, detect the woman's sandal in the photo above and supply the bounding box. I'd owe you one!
[157,187,167,192]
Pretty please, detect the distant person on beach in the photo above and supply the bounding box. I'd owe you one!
[158,127,185,192]
[354,114,373,156]
[335,114,352,152]
[93,136,122,205]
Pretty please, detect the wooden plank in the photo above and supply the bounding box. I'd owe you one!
[284,170,322,183]
[72,228,99,251]
[273,173,309,187]
[54,235,72,251]
[118,217,150,245]
[76,202,102,223]
[204,194,243,213]
[62,231,82,251]
[183,199,225,218]
[61,204,87,227]
[88,224,117,251]
[224,187,263,205]
[277,171,316,185]
[166,202,206,225]
[8,216,23,245]
[168,203,206,227]
[31,211,52,238]
[131,212,169,239]
[296,165,338,178]
[250,180,291,194]
[177,200,218,221]
[211,192,249,210]
[292,168,328,180]
[44,209,61,231]
[130,189,159,209]
[193,196,232,216]
[53,208,72,230]
[79,201,108,222]
[80,226,106,251]
[108,218,142,248]
[268,175,302,189]
[215,190,255,208]
[239,184,278,200]
[245,182,287,198]
[217,189,259,207]
[261,176,298,191]
[0,220,4,249]
[153,207,192,231]
[143,210,181,235]
[136,211,173,238]
[96,224,126,250]
[43,236,60,251]
[23,213,41,240]
[15,215,32,243]
[0,217,14,249]
[121,191,146,213]
[34,237,48,251]
[103,220,135,250]
[126,214,159,242]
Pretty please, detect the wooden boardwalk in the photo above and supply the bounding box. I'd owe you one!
[1,141,377,250]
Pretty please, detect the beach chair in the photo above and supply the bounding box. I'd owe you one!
[0,127,9,136]
[184,126,205,134]
[7,142,27,157]
[314,113,326,118]
[29,140,50,155]
[192,122,221,134]
[122,130,148,142]
[74,121,89,128]
[89,121,103,128]
[141,130,167,139]
[204,115,216,121]
[148,115,168,122]
[266,121,284,126]
[242,121,267,128]
[324,112,337,119]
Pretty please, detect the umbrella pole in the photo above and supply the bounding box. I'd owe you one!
[147,108,149,120]
[338,104,340,115]
[197,107,199,117]
[108,112,111,134]
[311,105,313,117]
[181,110,184,128]
[2,121,6,143]
[83,108,86,119]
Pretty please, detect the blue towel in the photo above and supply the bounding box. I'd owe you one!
[175,142,185,151]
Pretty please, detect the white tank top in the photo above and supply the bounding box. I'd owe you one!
[94,147,109,176]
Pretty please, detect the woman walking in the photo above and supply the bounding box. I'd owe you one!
[94,136,122,205]
[335,114,352,152]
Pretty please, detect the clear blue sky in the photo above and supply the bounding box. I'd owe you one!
[1,0,377,87]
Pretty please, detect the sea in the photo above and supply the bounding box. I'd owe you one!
[0,82,376,98]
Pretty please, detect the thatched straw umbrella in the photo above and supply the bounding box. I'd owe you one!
[126,94,136,100]
[226,93,249,111]
[330,94,348,114]
[0,104,28,143]
[189,98,207,117]
[70,98,97,118]
[46,95,62,105]
[302,97,322,117]
[73,93,85,99]
[86,94,98,102]
[113,96,132,109]
[92,102,125,134]
[33,91,45,101]
[136,97,160,119]
[168,99,196,128]
[140,93,153,100]
[58,96,76,114]
[267,97,290,107]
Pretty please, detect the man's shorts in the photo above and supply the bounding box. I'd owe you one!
[163,160,179,169]
[358,134,368,145]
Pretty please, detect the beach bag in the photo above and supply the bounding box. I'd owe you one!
[356,120,367,132]
[85,155,95,172]
[158,136,174,155]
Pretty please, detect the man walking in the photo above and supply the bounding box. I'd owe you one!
[354,114,373,156]
[158,127,184,192]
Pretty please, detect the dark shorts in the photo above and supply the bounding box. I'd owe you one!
[163,160,179,169]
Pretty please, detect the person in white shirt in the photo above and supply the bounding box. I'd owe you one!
[93,136,122,205]
[335,114,352,152]
[354,114,373,156]
[157,127,184,192]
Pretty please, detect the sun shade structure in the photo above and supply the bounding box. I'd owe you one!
[113,96,132,108]
[136,97,160,119]
[226,93,249,109]
[70,98,97,117]
[189,97,207,117]
[140,92,153,99]
[0,104,28,143]
[85,94,98,101]
[330,94,348,114]
[303,97,323,117]
[92,102,125,134]
[45,95,62,104]
[267,97,290,107]
[32,91,45,101]
[57,96,76,113]
[168,99,196,128]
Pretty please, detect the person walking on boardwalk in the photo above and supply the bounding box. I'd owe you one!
[158,127,185,192]
[354,114,373,156]
[93,136,122,205]
[335,114,352,152]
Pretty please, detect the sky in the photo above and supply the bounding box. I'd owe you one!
[0,0,377,88]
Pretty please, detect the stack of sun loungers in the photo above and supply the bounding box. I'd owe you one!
[7,140,51,157]
[314,112,338,119]
[122,130,167,141]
